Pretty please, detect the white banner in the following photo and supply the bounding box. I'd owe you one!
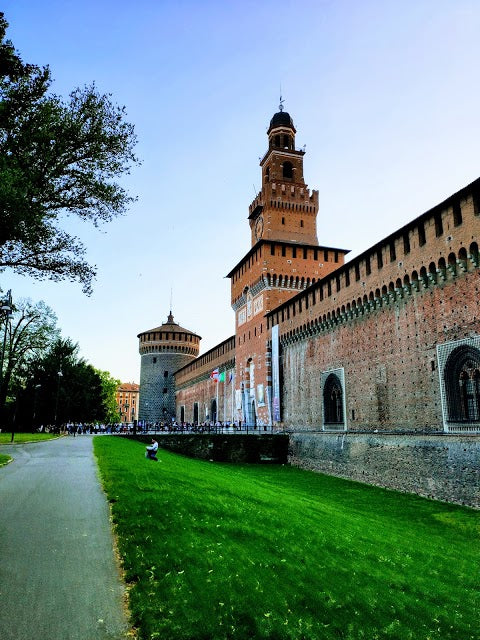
[271,324,281,422]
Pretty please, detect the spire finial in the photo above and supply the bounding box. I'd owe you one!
[279,87,284,112]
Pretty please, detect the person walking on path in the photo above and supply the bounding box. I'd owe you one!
[0,436,129,640]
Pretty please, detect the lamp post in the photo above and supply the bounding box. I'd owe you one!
[54,370,63,433]
[0,290,13,431]
[32,384,42,431]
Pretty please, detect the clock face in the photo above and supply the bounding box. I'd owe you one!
[254,215,264,240]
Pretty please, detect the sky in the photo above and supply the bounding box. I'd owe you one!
[2,0,480,383]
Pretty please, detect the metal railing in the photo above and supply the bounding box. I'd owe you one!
[134,423,286,435]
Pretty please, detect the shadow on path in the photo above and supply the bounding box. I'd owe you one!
[0,436,129,640]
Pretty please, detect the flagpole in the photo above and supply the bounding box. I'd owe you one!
[216,373,219,424]
[223,370,225,423]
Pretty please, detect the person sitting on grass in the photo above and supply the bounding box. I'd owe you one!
[146,438,159,461]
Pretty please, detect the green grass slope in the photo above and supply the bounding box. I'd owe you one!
[94,437,479,640]
[0,433,58,444]
[0,453,11,466]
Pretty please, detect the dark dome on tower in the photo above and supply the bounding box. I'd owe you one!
[268,110,295,133]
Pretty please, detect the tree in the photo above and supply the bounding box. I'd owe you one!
[0,297,59,420]
[19,338,105,429]
[0,13,139,294]
[96,368,121,423]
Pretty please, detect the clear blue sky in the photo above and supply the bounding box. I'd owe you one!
[2,0,480,382]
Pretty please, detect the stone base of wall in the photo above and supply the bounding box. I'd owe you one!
[133,434,289,464]
[289,432,479,509]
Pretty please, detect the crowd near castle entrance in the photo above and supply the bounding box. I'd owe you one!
[137,105,479,508]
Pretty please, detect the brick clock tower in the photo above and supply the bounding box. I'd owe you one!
[227,104,348,426]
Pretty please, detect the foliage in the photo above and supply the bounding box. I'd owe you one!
[0,297,58,416]
[94,437,480,640]
[95,368,121,423]
[0,13,139,294]
[13,338,104,429]
[0,296,123,430]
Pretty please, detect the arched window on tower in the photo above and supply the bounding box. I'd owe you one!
[265,166,270,182]
[444,345,480,422]
[283,161,293,179]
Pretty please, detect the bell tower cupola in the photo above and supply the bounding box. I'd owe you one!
[248,102,319,246]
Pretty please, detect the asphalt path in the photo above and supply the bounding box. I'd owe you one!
[0,436,129,640]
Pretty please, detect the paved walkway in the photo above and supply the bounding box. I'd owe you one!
[0,436,129,640]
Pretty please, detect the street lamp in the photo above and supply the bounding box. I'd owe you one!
[0,290,13,395]
[0,290,12,431]
[32,384,42,431]
[54,370,63,432]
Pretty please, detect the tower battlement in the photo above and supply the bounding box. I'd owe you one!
[249,186,319,218]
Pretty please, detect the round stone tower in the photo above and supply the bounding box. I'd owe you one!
[137,312,200,423]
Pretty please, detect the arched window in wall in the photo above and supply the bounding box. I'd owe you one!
[323,373,344,424]
[211,399,217,423]
[444,345,480,422]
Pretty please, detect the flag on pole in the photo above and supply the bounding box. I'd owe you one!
[210,368,219,381]
[219,372,226,383]
[228,371,234,384]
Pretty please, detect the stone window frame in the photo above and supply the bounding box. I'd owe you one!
[437,336,480,433]
[320,367,347,432]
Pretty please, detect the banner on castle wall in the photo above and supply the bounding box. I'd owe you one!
[257,383,265,407]
[271,324,281,422]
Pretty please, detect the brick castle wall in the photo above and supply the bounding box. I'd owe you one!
[175,336,235,423]
[269,179,480,433]
[281,272,480,431]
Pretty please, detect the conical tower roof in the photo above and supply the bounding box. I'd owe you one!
[137,312,201,340]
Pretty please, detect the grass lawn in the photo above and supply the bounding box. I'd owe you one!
[0,453,11,466]
[0,432,59,445]
[94,437,479,640]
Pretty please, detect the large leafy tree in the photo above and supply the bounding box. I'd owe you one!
[0,297,59,417]
[17,338,105,429]
[0,13,139,294]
